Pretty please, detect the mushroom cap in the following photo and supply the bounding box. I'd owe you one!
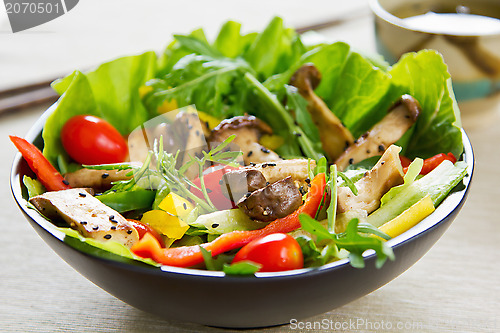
[289,63,322,93]
[395,94,421,122]
[211,115,274,139]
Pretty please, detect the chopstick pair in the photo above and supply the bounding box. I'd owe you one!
[0,8,370,116]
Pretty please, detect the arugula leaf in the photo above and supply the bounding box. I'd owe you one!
[298,214,394,269]
[147,55,252,118]
[336,219,394,269]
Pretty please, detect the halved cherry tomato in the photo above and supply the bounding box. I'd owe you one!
[61,115,128,165]
[232,233,304,272]
[127,219,165,248]
[190,165,239,210]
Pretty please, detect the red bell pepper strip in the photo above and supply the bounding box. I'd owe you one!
[131,173,327,268]
[420,153,456,175]
[401,153,456,175]
[10,135,71,192]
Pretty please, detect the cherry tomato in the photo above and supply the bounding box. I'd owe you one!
[232,233,304,272]
[61,115,128,165]
[127,219,165,248]
[190,165,239,210]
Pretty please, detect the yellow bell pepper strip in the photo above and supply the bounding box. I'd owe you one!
[10,135,71,192]
[131,173,326,268]
[140,210,190,240]
[158,192,194,219]
[379,195,435,238]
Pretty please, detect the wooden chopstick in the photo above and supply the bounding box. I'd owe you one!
[0,8,371,116]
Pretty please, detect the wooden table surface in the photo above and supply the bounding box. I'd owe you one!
[1,1,498,332]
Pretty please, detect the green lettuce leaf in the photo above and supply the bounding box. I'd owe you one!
[389,50,463,159]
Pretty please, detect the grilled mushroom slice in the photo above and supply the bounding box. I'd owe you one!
[30,188,139,248]
[237,176,302,222]
[289,64,355,161]
[209,115,282,165]
[240,159,315,185]
[64,168,134,192]
[335,94,420,170]
[337,145,404,214]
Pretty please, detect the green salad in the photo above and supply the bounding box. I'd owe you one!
[13,17,468,274]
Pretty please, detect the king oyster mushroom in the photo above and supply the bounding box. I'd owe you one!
[209,115,282,165]
[64,167,136,192]
[337,145,404,214]
[335,94,420,170]
[30,188,139,248]
[289,63,355,161]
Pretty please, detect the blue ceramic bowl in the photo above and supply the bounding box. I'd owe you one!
[11,104,473,328]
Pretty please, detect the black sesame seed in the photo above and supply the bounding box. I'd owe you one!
[211,223,219,228]
[62,179,69,185]
[260,147,270,154]
[109,215,115,220]
[80,221,87,225]
[366,149,371,154]
[250,162,256,166]
[381,161,385,165]
[127,230,133,234]
[101,173,109,179]
[378,145,385,152]
[267,163,276,167]
[262,163,268,168]
[247,151,253,157]
[78,192,87,197]
[349,158,354,165]
[93,226,99,230]
[111,226,116,230]
[183,203,187,210]
[266,182,270,186]
[305,178,310,184]
[104,234,112,239]
[205,121,210,129]
[245,192,252,198]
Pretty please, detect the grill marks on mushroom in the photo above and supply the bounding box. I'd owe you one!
[335,94,420,170]
[237,176,302,222]
[209,115,282,165]
[29,188,139,248]
[289,64,355,161]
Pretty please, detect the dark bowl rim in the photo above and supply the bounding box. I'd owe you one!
[10,103,474,280]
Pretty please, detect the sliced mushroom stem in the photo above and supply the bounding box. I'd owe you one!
[335,94,420,171]
[289,64,355,161]
[337,145,404,214]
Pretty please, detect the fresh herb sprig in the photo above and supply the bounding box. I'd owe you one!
[85,135,242,213]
